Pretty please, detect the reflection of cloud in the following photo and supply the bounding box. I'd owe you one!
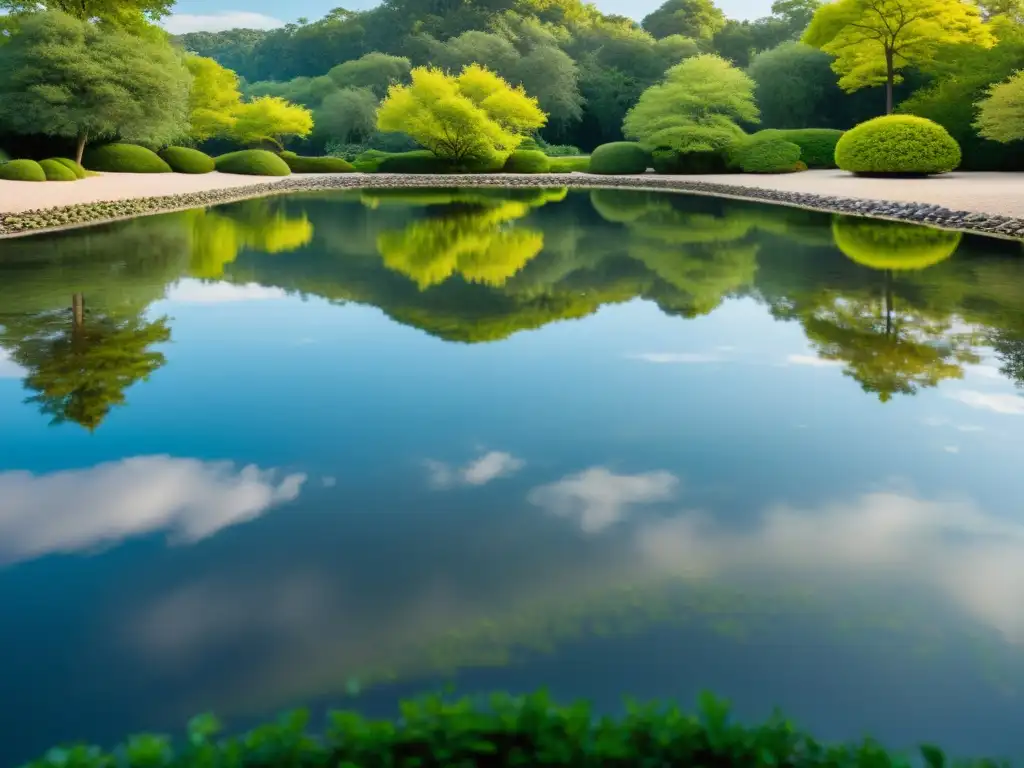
[785,354,841,368]
[161,11,284,34]
[425,451,524,489]
[528,467,677,533]
[922,417,984,432]
[167,280,288,304]
[0,348,25,379]
[629,353,723,364]
[971,365,1003,379]
[0,456,306,564]
[946,390,1024,415]
[637,491,1024,641]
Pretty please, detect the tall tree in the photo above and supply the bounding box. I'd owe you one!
[975,70,1024,143]
[315,87,378,143]
[0,12,191,163]
[327,52,412,97]
[748,42,844,128]
[802,0,992,114]
[0,0,172,31]
[184,54,243,142]
[642,0,726,41]
[231,96,314,150]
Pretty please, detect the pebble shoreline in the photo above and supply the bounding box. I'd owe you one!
[2,172,1022,240]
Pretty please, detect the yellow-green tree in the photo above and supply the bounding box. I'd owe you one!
[376,64,546,163]
[231,96,313,150]
[802,0,992,114]
[185,54,243,142]
[975,71,1024,142]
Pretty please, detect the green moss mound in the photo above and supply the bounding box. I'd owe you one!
[51,157,87,179]
[652,149,728,174]
[753,129,843,169]
[549,155,590,173]
[833,217,962,270]
[283,154,356,173]
[503,150,551,173]
[83,143,172,173]
[835,115,961,175]
[38,158,78,181]
[0,159,46,181]
[589,142,650,174]
[734,136,802,173]
[214,149,292,176]
[159,146,215,174]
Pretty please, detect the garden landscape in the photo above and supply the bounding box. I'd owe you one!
[4,0,1024,764]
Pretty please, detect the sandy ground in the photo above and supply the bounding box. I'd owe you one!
[2,169,1024,217]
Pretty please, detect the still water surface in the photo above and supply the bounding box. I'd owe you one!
[2,188,1024,764]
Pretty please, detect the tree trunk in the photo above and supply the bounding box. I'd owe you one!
[885,49,894,115]
[75,132,88,165]
[72,293,85,332]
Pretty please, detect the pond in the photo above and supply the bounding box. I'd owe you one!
[2,187,1024,765]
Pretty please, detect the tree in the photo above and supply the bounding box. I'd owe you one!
[377,64,546,162]
[622,54,758,153]
[802,0,992,115]
[0,12,191,163]
[0,0,172,31]
[770,0,821,32]
[975,71,1024,143]
[642,0,726,41]
[316,87,378,143]
[231,96,314,149]
[328,53,412,97]
[184,54,242,142]
[748,42,844,129]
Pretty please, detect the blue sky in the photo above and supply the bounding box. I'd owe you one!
[162,0,772,35]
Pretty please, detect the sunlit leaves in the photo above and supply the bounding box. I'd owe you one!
[231,96,314,149]
[975,70,1024,143]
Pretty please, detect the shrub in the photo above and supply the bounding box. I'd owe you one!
[214,149,291,176]
[0,158,46,181]
[51,157,87,178]
[368,150,503,173]
[517,137,542,151]
[752,128,843,169]
[544,144,582,156]
[835,115,961,175]
[549,155,590,173]
[17,689,1000,767]
[734,136,802,173]
[503,150,551,173]
[652,149,728,174]
[282,154,356,173]
[39,158,77,181]
[159,146,215,174]
[589,142,650,174]
[82,143,172,173]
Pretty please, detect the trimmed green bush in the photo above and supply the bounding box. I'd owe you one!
[39,158,78,181]
[17,689,1004,768]
[159,146,215,174]
[503,149,551,173]
[735,136,802,173]
[517,137,542,151]
[549,155,590,173]
[652,149,729,174]
[283,154,356,173]
[51,157,87,179]
[835,115,961,175]
[752,129,843,169]
[589,142,650,174]
[214,149,291,176]
[83,143,172,173]
[0,158,46,181]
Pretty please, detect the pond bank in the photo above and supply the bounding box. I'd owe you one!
[2,170,1024,239]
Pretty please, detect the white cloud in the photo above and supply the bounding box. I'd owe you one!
[0,348,25,379]
[785,354,842,368]
[946,390,1024,415]
[161,11,284,34]
[425,451,524,489]
[0,456,306,565]
[629,353,723,364]
[528,467,677,533]
[167,280,288,304]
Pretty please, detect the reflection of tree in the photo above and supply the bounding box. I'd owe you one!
[832,217,961,271]
[990,330,1024,388]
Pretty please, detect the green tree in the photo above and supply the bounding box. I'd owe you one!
[328,52,412,97]
[0,12,191,163]
[802,0,992,114]
[377,64,546,162]
[0,0,172,31]
[975,70,1024,143]
[642,0,726,41]
[748,42,844,129]
[315,87,378,143]
[231,96,314,149]
[622,54,758,153]
[184,54,243,142]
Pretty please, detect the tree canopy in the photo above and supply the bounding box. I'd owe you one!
[185,54,243,142]
[231,96,314,149]
[641,0,726,41]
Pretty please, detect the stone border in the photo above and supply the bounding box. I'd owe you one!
[2,172,1023,240]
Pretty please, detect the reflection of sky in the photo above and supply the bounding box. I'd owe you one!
[3,285,1024,763]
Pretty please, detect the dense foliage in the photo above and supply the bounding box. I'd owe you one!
[835,115,961,174]
[158,146,215,174]
[82,143,172,173]
[751,128,843,168]
[214,149,292,176]
[504,149,553,172]
[589,142,651,173]
[733,135,803,172]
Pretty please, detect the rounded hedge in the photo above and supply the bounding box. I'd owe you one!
[0,159,46,182]
[51,157,87,179]
[83,143,172,173]
[214,149,292,176]
[753,129,843,169]
[517,137,542,152]
[159,146,215,174]
[548,155,590,173]
[735,137,802,173]
[835,115,961,175]
[832,217,961,270]
[39,158,78,181]
[589,142,650,175]
[503,150,551,174]
[283,154,356,173]
[652,149,728,174]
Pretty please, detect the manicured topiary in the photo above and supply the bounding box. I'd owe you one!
[733,136,802,173]
[51,157,87,179]
[39,158,78,181]
[282,154,356,173]
[835,115,961,175]
[0,159,46,181]
[832,217,962,270]
[589,142,650,174]
[503,149,551,173]
[652,149,728,174]
[214,149,292,176]
[549,155,590,173]
[752,129,843,169]
[83,143,172,173]
[159,146,215,174]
